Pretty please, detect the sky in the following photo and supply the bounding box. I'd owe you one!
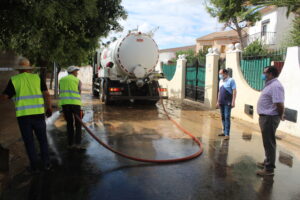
[103,0,224,50]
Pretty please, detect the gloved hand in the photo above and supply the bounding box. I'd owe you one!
[46,108,53,118]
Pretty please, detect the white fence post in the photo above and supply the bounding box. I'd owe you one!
[204,48,220,109]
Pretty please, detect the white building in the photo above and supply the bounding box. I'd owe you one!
[158,45,196,64]
[244,6,295,48]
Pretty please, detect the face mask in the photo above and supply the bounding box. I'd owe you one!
[219,74,224,80]
[261,74,266,81]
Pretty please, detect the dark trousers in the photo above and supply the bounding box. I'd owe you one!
[62,105,82,146]
[259,115,280,171]
[220,104,232,136]
[17,115,49,169]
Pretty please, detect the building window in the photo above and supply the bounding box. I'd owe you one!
[261,19,270,36]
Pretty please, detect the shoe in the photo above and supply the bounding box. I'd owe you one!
[256,169,274,176]
[224,136,230,140]
[218,134,225,136]
[43,163,52,171]
[26,166,40,175]
[74,145,86,151]
[67,145,75,150]
[256,162,265,169]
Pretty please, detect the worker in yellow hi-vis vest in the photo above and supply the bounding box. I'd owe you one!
[0,57,52,173]
[59,66,84,150]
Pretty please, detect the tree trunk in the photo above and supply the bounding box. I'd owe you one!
[50,68,54,89]
[235,23,244,49]
[39,67,47,80]
[54,64,61,98]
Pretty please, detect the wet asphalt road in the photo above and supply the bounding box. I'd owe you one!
[1,92,300,200]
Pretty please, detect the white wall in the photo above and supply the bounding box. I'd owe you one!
[78,66,93,85]
[226,52,261,123]
[58,66,93,86]
[159,52,176,64]
[277,47,300,136]
[226,47,300,137]
[249,10,277,35]
[275,7,295,47]
[158,58,186,99]
[248,7,294,48]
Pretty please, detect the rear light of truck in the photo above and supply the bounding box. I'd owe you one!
[109,88,122,92]
[159,88,167,92]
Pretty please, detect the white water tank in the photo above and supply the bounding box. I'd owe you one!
[100,32,159,79]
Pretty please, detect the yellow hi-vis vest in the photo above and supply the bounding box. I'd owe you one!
[11,73,45,117]
[59,74,81,106]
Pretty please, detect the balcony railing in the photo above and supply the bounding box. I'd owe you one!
[242,32,276,47]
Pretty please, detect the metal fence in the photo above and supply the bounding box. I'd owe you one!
[242,32,276,47]
[240,48,287,91]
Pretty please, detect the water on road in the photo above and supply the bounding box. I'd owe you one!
[1,92,300,200]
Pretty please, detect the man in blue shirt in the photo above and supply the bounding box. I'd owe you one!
[216,69,237,140]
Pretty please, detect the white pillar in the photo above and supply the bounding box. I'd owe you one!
[204,48,220,108]
[277,46,300,137]
[168,56,187,99]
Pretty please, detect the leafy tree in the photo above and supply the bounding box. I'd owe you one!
[175,49,196,63]
[205,0,261,49]
[197,49,206,65]
[0,0,126,73]
[251,0,300,16]
[289,17,300,46]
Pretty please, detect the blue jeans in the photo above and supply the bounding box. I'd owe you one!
[17,115,50,170]
[220,105,232,136]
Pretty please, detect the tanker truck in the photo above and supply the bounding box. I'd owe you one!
[92,31,167,105]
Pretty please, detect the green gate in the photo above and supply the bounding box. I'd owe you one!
[185,60,206,102]
[240,58,271,91]
[162,64,176,81]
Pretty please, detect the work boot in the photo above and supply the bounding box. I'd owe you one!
[67,145,75,150]
[43,163,53,171]
[74,144,86,151]
[26,166,40,175]
[256,169,274,176]
[218,133,225,136]
[256,162,265,169]
[224,136,230,140]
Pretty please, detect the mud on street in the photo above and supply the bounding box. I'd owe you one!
[1,86,300,200]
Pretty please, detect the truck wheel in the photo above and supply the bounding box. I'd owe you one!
[102,79,113,105]
[99,81,105,103]
[104,94,113,105]
[93,88,99,97]
[92,79,100,97]
[146,100,158,105]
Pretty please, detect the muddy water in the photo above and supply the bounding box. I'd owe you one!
[1,91,300,200]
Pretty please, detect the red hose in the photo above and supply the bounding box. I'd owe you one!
[75,96,204,163]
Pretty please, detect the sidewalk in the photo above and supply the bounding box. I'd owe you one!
[182,98,300,149]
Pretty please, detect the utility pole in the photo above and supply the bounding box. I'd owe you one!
[54,62,59,98]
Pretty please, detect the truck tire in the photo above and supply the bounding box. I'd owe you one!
[102,79,113,105]
[92,79,100,97]
[146,100,159,105]
[93,88,99,97]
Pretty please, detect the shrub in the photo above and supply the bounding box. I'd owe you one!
[242,40,268,58]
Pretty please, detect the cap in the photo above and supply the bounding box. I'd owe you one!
[67,66,80,73]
